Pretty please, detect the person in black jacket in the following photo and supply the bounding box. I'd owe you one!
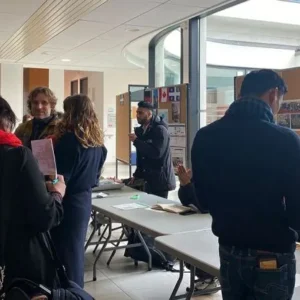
[177,165,219,294]
[50,94,107,288]
[129,101,176,198]
[0,96,65,291]
[192,69,300,299]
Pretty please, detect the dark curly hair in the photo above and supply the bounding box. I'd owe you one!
[0,96,16,131]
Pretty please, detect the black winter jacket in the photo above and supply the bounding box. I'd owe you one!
[133,116,176,193]
[192,97,300,253]
[0,145,63,289]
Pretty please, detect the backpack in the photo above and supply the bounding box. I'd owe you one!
[124,228,176,270]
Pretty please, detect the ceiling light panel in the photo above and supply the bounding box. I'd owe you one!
[0,0,108,62]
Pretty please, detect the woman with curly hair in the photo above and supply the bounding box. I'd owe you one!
[50,94,107,288]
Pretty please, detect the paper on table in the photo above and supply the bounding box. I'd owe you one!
[31,139,57,177]
[113,203,147,210]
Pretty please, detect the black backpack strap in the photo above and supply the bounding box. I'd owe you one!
[38,232,69,288]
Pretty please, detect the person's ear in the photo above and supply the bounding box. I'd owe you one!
[268,89,277,106]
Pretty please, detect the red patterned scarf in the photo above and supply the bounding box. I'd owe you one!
[0,130,22,147]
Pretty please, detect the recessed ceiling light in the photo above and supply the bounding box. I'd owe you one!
[61,58,71,62]
[125,28,140,32]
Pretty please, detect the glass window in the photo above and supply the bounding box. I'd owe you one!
[155,28,181,87]
[206,66,247,125]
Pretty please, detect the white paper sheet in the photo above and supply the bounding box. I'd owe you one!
[170,137,186,148]
[113,203,147,210]
[31,139,57,177]
[171,147,186,167]
[168,123,186,136]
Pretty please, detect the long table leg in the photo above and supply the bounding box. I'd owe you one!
[93,222,108,254]
[170,260,184,300]
[136,230,152,271]
[93,221,112,281]
[186,265,195,300]
[85,211,97,251]
[107,229,125,266]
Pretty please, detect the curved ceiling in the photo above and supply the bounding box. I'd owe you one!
[0,0,243,71]
[124,0,300,70]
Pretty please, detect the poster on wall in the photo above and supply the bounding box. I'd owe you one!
[277,114,291,128]
[291,114,300,130]
[171,102,180,123]
[171,147,186,170]
[278,100,300,114]
[158,109,169,124]
[169,124,186,148]
[169,86,181,102]
[152,89,159,108]
[120,95,124,105]
[160,87,168,103]
[107,113,116,128]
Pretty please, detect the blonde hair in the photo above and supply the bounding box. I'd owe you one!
[54,94,104,148]
[27,86,57,114]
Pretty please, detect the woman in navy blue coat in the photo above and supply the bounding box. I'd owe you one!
[50,94,107,287]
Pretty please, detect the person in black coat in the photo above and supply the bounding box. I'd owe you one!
[129,101,176,198]
[50,94,107,288]
[177,165,219,293]
[0,96,65,291]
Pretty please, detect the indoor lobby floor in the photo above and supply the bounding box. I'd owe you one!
[86,163,222,299]
[84,246,222,300]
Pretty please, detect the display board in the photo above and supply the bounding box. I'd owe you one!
[115,84,189,176]
[116,92,130,164]
[149,84,188,170]
[234,68,300,135]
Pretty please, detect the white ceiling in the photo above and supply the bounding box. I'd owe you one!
[126,0,300,69]
[0,0,239,71]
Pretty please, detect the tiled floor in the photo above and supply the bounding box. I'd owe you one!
[87,163,222,299]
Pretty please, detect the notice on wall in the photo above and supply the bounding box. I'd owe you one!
[31,139,57,177]
[171,102,180,123]
[158,109,169,124]
[169,123,186,136]
[107,113,116,128]
[171,147,186,169]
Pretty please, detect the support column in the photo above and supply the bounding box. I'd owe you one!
[187,17,207,167]
[181,21,189,84]
[49,69,65,112]
[0,63,24,124]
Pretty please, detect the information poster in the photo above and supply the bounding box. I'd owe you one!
[171,147,186,169]
[169,123,187,170]
[158,109,169,124]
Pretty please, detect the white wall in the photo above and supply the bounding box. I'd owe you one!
[49,69,65,112]
[0,63,23,124]
[103,68,148,163]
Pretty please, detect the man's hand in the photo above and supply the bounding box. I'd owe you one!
[177,165,191,186]
[129,177,135,185]
[129,133,137,142]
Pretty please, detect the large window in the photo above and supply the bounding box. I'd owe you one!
[155,28,181,87]
[206,66,250,125]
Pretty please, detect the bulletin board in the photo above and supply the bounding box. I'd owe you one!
[152,83,189,170]
[115,83,189,177]
[157,84,187,124]
[234,68,300,135]
[116,92,130,164]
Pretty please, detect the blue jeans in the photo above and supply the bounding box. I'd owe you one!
[219,245,296,300]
